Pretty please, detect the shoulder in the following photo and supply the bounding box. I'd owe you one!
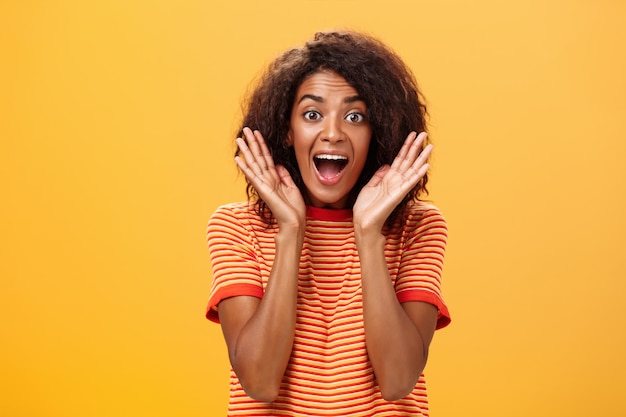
[405,201,447,229]
[396,202,448,246]
[207,202,253,237]
[208,201,276,238]
[209,202,259,227]
[210,201,254,218]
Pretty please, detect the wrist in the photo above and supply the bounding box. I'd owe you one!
[354,224,385,248]
[276,224,305,247]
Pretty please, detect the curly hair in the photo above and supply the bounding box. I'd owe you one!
[236,30,430,228]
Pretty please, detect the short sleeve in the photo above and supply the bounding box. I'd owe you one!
[205,205,264,323]
[395,206,451,329]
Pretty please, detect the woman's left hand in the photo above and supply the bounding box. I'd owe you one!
[352,131,432,232]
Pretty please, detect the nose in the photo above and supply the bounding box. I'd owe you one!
[321,114,345,143]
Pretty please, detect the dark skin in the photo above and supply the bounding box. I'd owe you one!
[219,72,438,402]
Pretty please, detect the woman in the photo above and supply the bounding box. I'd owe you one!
[206,30,451,416]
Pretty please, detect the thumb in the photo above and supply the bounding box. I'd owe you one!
[366,165,390,187]
[276,165,296,187]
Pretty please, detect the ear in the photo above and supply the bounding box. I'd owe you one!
[286,129,294,147]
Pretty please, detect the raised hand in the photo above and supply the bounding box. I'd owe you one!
[235,127,306,228]
[352,131,433,232]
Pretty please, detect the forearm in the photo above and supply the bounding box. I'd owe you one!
[356,229,430,401]
[229,228,303,401]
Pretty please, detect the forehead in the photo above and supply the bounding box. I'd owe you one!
[295,70,361,98]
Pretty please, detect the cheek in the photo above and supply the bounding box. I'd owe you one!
[293,140,310,167]
[357,135,372,163]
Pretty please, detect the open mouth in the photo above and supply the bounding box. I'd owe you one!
[313,154,348,179]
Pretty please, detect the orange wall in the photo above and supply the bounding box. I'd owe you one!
[1,1,625,416]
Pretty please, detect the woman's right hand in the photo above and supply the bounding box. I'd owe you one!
[235,127,306,229]
[226,128,305,400]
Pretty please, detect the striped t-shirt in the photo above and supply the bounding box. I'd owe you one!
[206,201,450,416]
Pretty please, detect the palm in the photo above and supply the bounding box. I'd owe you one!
[353,132,432,230]
[235,128,306,226]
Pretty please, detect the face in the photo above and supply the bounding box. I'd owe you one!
[287,71,372,209]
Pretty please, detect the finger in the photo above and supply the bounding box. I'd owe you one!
[234,151,255,181]
[390,131,418,170]
[406,132,429,162]
[242,127,268,171]
[235,136,261,177]
[405,144,433,181]
[365,165,390,187]
[275,165,296,187]
[235,150,273,193]
[400,132,428,169]
[237,128,271,179]
[254,130,277,171]
[414,162,430,181]
[411,143,433,171]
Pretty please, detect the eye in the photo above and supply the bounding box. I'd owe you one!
[346,112,365,123]
[303,110,321,121]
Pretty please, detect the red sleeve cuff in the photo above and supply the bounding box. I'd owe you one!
[207,286,450,329]
[397,290,451,330]
[205,284,264,323]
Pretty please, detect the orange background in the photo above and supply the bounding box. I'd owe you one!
[2,1,625,416]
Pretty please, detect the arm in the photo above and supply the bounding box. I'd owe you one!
[353,131,438,400]
[219,226,303,402]
[355,229,438,401]
[218,128,306,402]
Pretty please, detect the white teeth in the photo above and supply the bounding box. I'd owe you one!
[315,154,348,161]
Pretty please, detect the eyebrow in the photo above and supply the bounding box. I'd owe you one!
[297,94,365,104]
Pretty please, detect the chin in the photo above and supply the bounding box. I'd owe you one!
[308,193,351,209]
